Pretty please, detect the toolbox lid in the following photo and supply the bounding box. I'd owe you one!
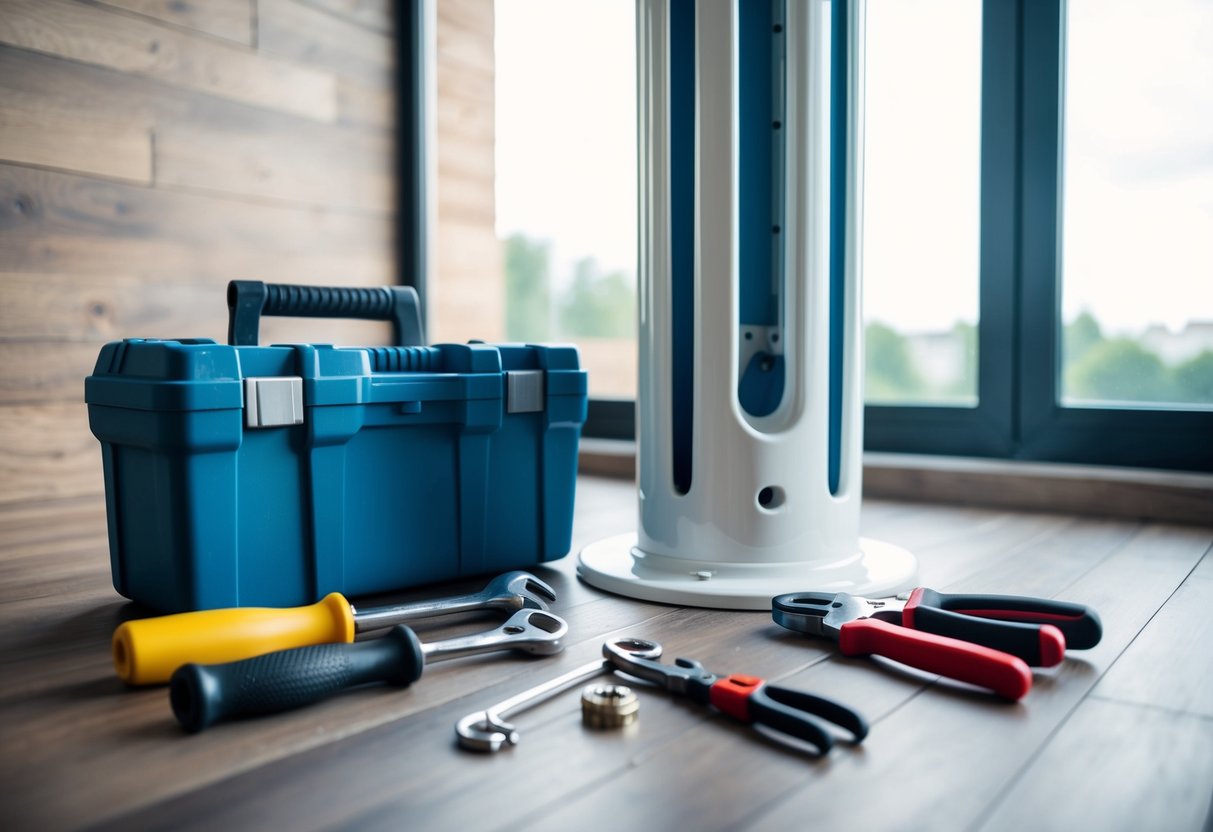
[85,339,245,412]
[85,339,586,413]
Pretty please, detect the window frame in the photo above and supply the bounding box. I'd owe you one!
[398,0,428,316]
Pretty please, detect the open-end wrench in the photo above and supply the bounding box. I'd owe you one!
[171,609,569,733]
[114,571,558,685]
[353,571,557,631]
[455,637,662,752]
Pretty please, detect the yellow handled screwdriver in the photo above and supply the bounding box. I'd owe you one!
[112,571,556,685]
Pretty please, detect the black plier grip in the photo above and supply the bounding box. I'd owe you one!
[898,588,1103,666]
[703,677,869,749]
[603,642,868,754]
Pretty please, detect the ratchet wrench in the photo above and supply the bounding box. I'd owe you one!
[456,638,663,752]
[114,571,557,685]
[171,609,568,733]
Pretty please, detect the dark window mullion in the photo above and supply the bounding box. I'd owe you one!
[974,0,1021,455]
[398,0,428,313]
[1016,0,1063,451]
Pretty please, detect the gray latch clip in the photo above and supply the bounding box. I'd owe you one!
[245,377,304,428]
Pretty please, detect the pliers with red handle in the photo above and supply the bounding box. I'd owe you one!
[603,638,868,754]
[771,589,1102,701]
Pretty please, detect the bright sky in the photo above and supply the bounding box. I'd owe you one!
[494,0,637,281]
[1060,0,1213,335]
[494,0,1212,336]
[863,0,982,333]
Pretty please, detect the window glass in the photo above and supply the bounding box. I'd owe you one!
[495,0,638,398]
[1060,0,1213,408]
[862,0,982,406]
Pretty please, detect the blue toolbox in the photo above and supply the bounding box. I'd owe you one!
[85,282,588,613]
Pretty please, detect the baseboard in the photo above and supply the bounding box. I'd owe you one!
[578,440,1213,526]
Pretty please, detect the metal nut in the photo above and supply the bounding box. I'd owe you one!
[580,683,639,730]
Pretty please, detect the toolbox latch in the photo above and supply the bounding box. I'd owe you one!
[245,377,304,428]
[506,370,544,413]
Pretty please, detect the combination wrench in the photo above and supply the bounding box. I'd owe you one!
[455,637,662,752]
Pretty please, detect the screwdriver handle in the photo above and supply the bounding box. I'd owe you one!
[113,593,357,686]
[170,625,426,733]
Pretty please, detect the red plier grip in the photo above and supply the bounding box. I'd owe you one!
[838,618,1033,701]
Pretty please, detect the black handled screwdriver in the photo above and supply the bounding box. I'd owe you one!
[170,610,567,733]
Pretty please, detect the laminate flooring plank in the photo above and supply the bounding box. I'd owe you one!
[971,550,1213,830]
[0,493,106,558]
[974,699,1213,832]
[939,515,1144,601]
[0,539,111,609]
[514,517,1146,832]
[1089,549,1213,717]
[0,0,336,121]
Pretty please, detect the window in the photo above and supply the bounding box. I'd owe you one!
[428,0,637,400]
[863,0,982,407]
[1058,0,1213,409]
[421,0,1213,470]
[867,0,1212,470]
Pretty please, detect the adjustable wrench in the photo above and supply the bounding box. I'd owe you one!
[171,609,568,733]
[115,571,558,685]
[456,638,662,752]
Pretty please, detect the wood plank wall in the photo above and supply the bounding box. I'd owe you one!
[0,1,501,520]
[431,0,502,345]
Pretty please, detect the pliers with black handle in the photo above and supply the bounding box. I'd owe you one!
[772,588,1102,701]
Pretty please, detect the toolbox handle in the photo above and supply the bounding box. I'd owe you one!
[227,281,425,346]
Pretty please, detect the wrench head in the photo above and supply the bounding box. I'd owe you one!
[496,609,568,655]
[483,571,558,612]
[603,639,704,695]
[455,711,519,752]
[772,592,876,640]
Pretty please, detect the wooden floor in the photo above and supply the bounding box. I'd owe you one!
[1,476,1211,831]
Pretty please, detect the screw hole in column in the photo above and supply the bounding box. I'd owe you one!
[757,486,786,510]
